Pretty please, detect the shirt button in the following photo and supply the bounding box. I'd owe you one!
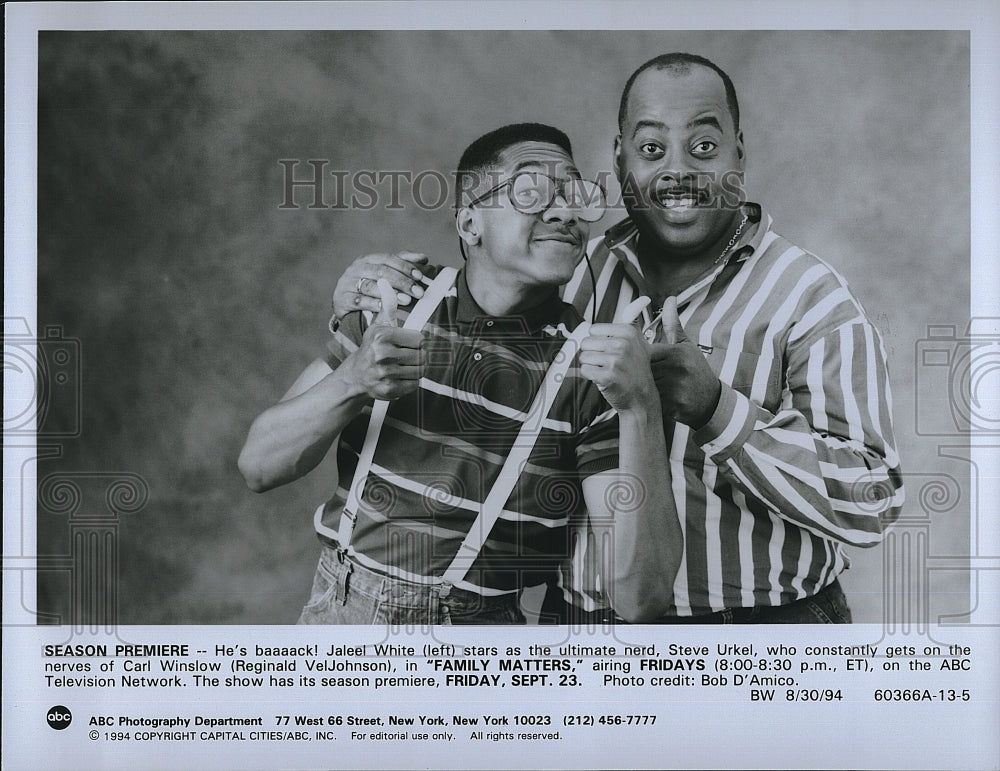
[485,320,494,327]
[473,352,483,361]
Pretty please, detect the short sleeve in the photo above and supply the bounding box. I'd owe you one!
[575,386,620,476]
[323,311,367,369]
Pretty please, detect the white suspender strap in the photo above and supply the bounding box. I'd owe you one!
[336,266,459,548]
[441,321,591,586]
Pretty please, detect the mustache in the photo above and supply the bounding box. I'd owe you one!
[652,177,713,203]
[614,170,747,211]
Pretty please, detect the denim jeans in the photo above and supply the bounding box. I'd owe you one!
[297,545,526,625]
[543,579,853,625]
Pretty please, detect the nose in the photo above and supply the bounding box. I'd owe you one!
[654,138,697,180]
[541,191,579,224]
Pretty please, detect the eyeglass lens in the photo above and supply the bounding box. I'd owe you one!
[508,173,605,221]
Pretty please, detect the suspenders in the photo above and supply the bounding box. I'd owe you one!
[335,267,590,589]
[440,323,588,585]
[337,266,458,548]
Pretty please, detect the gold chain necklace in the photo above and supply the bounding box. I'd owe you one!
[713,213,750,265]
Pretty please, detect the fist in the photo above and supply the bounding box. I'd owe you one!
[344,279,424,400]
[648,297,722,428]
[578,297,659,414]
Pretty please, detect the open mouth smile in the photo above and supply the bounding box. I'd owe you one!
[654,188,709,210]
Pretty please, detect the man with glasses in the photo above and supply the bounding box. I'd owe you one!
[334,53,904,625]
[239,123,681,624]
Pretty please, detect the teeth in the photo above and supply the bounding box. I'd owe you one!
[661,197,696,208]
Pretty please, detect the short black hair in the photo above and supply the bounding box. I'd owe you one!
[617,53,740,134]
[455,122,573,210]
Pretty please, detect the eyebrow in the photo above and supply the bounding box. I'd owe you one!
[630,119,667,138]
[631,115,725,137]
[510,159,581,176]
[688,115,724,133]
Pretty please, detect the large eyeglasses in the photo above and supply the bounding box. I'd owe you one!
[467,172,606,222]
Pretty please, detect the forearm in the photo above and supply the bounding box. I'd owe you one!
[693,383,904,547]
[238,364,371,492]
[597,404,682,623]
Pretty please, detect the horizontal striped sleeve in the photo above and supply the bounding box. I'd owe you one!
[693,319,904,548]
[571,354,621,476]
[324,311,365,368]
[325,298,424,367]
[575,404,620,476]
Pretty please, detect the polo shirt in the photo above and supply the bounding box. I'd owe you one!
[559,203,904,615]
[316,268,619,596]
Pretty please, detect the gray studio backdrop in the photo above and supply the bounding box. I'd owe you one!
[35,30,970,624]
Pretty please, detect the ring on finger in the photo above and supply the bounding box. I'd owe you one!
[355,277,367,293]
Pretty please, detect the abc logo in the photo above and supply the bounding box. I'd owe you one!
[46,706,72,730]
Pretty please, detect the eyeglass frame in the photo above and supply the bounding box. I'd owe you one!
[461,171,607,222]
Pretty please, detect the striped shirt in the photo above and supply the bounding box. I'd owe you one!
[560,203,904,616]
[317,269,619,596]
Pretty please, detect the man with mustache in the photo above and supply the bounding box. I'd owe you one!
[239,123,680,624]
[335,53,904,623]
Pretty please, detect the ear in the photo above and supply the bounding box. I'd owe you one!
[735,130,746,168]
[455,207,481,246]
[613,134,624,183]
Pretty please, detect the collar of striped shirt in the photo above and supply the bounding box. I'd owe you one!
[602,201,765,255]
[599,202,767,296]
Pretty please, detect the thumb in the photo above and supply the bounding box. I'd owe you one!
[615,295,651,324]
[661,296,686,344]
[373,278,399,327]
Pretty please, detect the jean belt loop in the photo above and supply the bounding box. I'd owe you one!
[438,581,453,623]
